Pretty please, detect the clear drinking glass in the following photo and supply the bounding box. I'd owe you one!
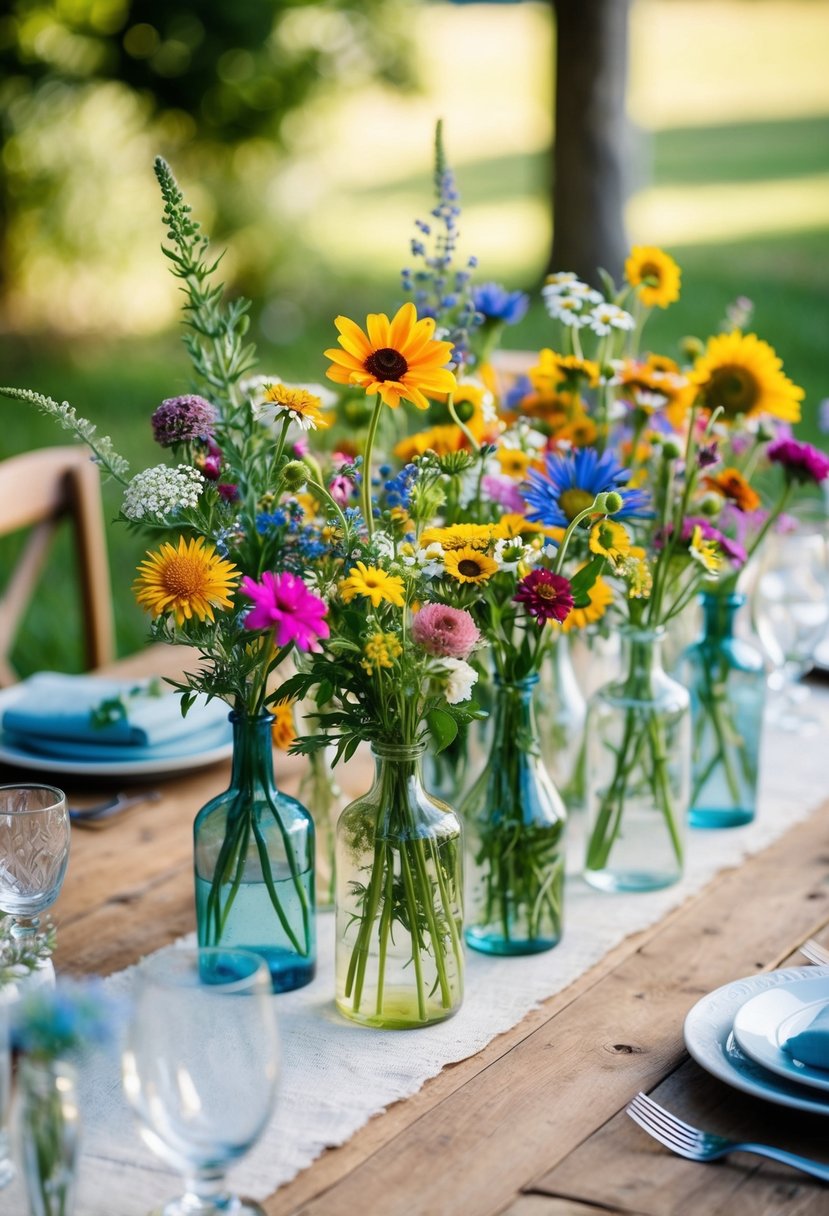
[753,531,829,731]
[0,785,69,947]
[122,947,279,1216]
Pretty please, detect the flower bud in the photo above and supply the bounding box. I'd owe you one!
[283,460,308,491]
[699,492,723,517]
[661,439,682,461]
[681,336,704,359]
[453,399,476,424]
[604,490,624,514]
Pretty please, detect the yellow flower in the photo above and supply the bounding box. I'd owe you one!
[690,331,803,424]
[689,526,722,575]
[496,448,534,480]
[262,384,330,431]
[490,514,542,540]
[625,246,681,309]
[271,701,296,751]
[420,523,493,551]
[620,547,652,599]
[324,302,456,411]
[340,562,405,608]
[589,520,633,564]
[133,536,239,627]
[561,574,614,632]
[393,425,464,461]
[361,632,403,675]
[530,348,600,389]
[443,547,499,585]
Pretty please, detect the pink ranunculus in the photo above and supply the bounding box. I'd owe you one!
[412,603,480,659]
[241,571,329,652]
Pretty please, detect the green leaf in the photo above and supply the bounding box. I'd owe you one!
[427,708,458,755]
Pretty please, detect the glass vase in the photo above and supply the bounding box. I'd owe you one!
[677,592,765,828]
[298,747,348,910]
[0,997,12,1189]
[194,712,315,993]
[335,742,463,1029]
[19,1057,80,1216]
[585,627,690,892]
[538,633,587,809]
[462,675,567,955]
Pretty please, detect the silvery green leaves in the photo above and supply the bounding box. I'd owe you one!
[0,387,130,483]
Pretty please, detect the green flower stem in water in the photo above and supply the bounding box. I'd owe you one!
[20,1059,79,1216]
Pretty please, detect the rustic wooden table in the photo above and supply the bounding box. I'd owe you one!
[6,647,829,1216]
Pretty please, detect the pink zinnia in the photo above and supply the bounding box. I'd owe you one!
[768,438,829,485]
[514,569,574,625]
[412,603,480,659]
[241,571,329,652]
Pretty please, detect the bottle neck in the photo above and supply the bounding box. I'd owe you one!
[701,591,745,640]
[229,711,276,793]
[620,627,665,686]
[492,675,539,742]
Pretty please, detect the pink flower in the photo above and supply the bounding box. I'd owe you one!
[329,474,355,507]
[292,437,310,458]
[241,571,329,652]
[514,569,574,625]
[202,454,222,481]
[217,483,239,502]
[412,604,480,659]
[482,475,526,515]
[768,438,829,484]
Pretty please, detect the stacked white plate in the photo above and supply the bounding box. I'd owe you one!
[684,967,829,1115]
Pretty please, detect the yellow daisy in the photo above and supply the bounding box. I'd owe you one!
[393,424,464,462]
[442,547,499,585]
[324,302,456,411]
[689,526,722,575]
[340,562,405,608]
[589,520,633,564]
[271,700,296,751]
[625,246,681,309]
[530,349,600,389]
[496,448,534,480]
[420,523,493,551]
[561,574,614,632]
[133,536,239,627]
[690,331,803,424]
[261,384,330,431]
[490,514,543,540]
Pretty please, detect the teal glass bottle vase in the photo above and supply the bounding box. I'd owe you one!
[461,675,567,955]
[585,626,690,892]
[678,591,765,828]
[194,711,316,992]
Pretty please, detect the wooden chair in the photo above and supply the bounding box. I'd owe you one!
[0,446,115,685]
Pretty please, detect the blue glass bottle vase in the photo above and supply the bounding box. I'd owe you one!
[678,591,765,828]
[194,711,316,992]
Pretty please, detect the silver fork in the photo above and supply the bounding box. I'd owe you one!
[626,1091,829,1182]
[68,790,161,823]
[800,938,829,966]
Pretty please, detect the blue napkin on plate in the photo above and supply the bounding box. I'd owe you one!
[782,1005,829,1069]
[2,672,230,759]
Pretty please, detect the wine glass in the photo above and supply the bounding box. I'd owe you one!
[753,530,829,730]
[122,947,279,1216]
[0,784,69,947]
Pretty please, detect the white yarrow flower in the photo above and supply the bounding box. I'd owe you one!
[439,658,478,705]
[588,303,636,336]
[122,465,204,521]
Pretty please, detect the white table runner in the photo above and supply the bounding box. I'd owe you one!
[4,690,829,1215]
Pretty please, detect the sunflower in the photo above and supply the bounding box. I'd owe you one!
[420,523,493,551]
[133,536,239,627]
[530,349,600,389]
[271,701,297,751]
[690,332,803,424]
[703,467,761,512]
[324,302,456,411]
[624,246,681,309]
[443,547,499,585]
[261,384,330,431]
[340,562,405,608]
[561,572,614,632]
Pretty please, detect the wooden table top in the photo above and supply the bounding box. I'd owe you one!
[5,647,829,1216]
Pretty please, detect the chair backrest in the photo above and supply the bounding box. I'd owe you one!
[0,446,115,685]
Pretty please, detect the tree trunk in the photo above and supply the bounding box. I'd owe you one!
[550,0,631,285]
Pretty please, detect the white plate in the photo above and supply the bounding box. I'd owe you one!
[0,683,233,778]
[733,975,829,1092]
[684,966,829,1116]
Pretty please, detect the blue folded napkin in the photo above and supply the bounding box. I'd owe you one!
[2,672,230,758]
[782,1005,829,1069]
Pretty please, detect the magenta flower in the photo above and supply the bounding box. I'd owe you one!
[202,453,222,481]
[217,483,239,503]
[412,603,480,659]
[241,571,329,652]
[514,569,574,625]
[151,395,217,447]
[768,437,829,484]
[329,474,355,508]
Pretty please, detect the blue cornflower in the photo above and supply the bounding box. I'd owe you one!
[523,447,653,528]
[384,463,418,510]
[256,508,288,534]
[472,282,530,326]
[505,374,533,411]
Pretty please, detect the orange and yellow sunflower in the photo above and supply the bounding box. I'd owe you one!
[691,332,803,424]
[625,246,681,309]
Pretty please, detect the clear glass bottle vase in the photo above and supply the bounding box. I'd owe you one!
[298,747,348,911]
[19,1057,80,1216]
[335,742,463,1029]
[538,633,587,808]
[462,675,567,955]
[194,711,316,993]
[677,591,765,827]
[585,627,690,892]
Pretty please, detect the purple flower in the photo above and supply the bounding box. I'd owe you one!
[514,569,575,625]
[482,474,526,514]
[151,395,217,447]
[471,282,530,326]
[412,603,480,659]
[217,483,239,503]
[697,441,720,469]
[767,437,829,484]
[241,571,330,652]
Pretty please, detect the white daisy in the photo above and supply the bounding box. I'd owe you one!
[437,658,478,705]
[588,303,636,336]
